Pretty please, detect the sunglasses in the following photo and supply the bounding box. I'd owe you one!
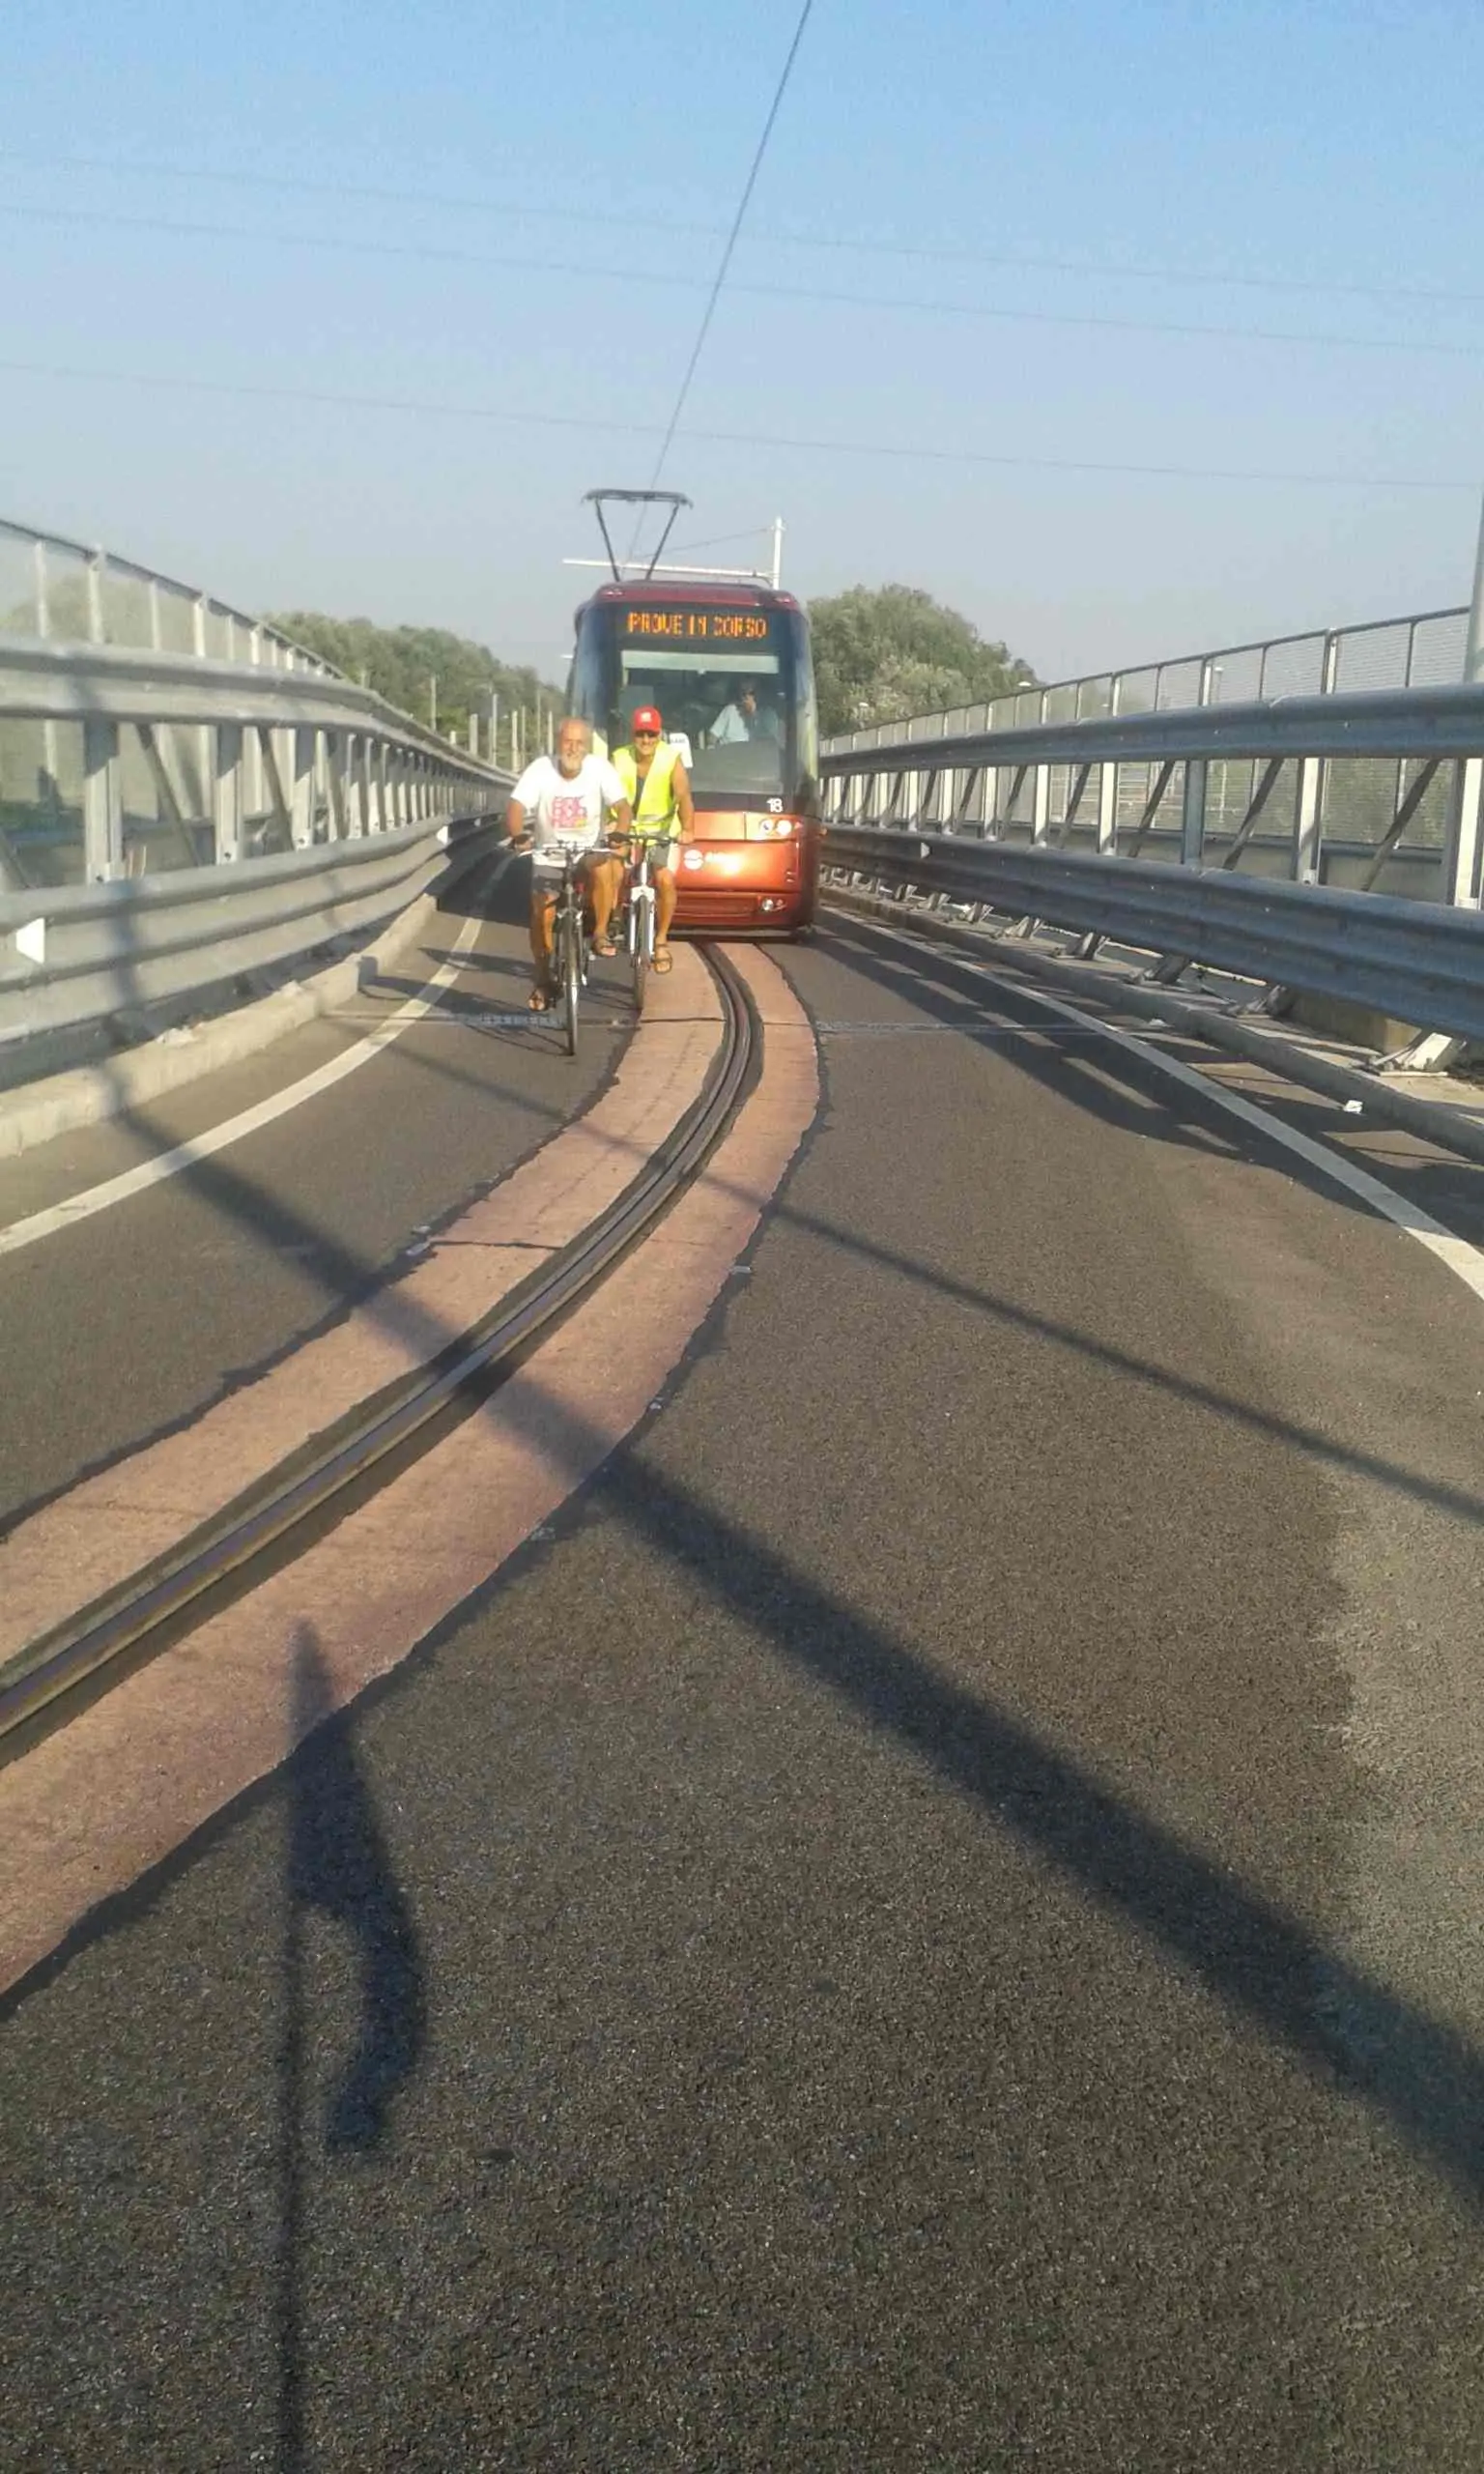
[633,728,659,739]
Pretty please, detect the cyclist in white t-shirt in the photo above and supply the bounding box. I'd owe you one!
[505,717,631,1010]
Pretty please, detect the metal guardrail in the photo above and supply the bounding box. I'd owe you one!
[820,624,1484,1050]
[822,603,1471,753]
[0,513,341,676]
[821,682,1484,908]
[825,683,1484,770]
[0,518,508,1053]
[823,825,1484,1046]
[0,821,484,1046]
[820,601,1478,913]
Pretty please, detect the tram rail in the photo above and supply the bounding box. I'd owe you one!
[0,948,756,1761]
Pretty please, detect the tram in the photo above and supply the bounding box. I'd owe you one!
[566,490,821,935]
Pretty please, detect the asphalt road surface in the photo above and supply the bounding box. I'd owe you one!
[0,859,628,1531]
[5,911,1484,2469]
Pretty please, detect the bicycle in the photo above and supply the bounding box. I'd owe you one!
[615,831,672,1016]
[540,839,591,1057]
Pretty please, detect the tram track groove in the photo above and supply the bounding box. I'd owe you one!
[0,949,757,1762]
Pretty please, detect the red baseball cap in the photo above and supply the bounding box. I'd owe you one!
[630,705,663,734]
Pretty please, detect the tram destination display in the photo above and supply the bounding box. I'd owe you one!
[620,607,777,645]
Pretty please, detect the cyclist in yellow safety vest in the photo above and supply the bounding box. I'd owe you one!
[610,704,695,972]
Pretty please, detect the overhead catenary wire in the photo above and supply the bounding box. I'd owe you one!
[627,0,815,564]
[5,201,1483,365]
[8,146,1484,314]
[0,354,1471,491]
[668,525,780,555]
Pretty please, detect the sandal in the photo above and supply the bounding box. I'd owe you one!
[653,947,674,974]
[528,985,552,1012]
[593,937,617,959]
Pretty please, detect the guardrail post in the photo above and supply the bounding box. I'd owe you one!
[1292,760,1323,883]
[86,551,105,646]
[1093,677,1123,855]
[1028,684,1051,845]
[34,542,63,811]
[324,732,346,839]
[83,720,124,879]
[1291,632,1338,882]
[1181,760,1208,867]
[351,738,371,839]
[214,725,243,862]
[245,629,267,827]
[1442,757,1484,908]
[291,728,317,849]
[1095,761,1118,854]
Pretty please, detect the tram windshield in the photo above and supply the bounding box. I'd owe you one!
[570,597,817,809]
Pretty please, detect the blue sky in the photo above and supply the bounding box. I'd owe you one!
[4,0,1483,683]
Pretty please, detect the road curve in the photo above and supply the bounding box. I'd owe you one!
[5,912,1484,2469]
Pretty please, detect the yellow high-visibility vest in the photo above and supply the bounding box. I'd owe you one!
[614,741,681,834]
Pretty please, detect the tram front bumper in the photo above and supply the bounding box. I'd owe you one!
[672,839,811,930]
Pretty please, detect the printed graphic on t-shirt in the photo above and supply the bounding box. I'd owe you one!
[549,793,588,834]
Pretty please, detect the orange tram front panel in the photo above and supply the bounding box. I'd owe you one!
[671,811,821,933]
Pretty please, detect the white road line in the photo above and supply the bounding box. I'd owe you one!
[0,906,489,1261]
[862,916,1484,1309]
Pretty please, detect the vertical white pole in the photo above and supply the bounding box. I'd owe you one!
[771,517,784,588]
[1465,487,1484,682]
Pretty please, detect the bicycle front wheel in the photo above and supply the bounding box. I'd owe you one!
[631,886,654,1016]
[559,908,581,1056]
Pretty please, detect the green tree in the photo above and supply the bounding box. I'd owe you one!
[266,612,563,755]
[807,585,1035,737]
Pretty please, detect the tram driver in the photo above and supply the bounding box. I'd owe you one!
[708,678,781,746]
[505,716,631,1010]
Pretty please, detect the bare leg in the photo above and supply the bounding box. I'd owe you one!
[655,867,677,949]
[587,855,622,949]
[529,887,556,1002]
